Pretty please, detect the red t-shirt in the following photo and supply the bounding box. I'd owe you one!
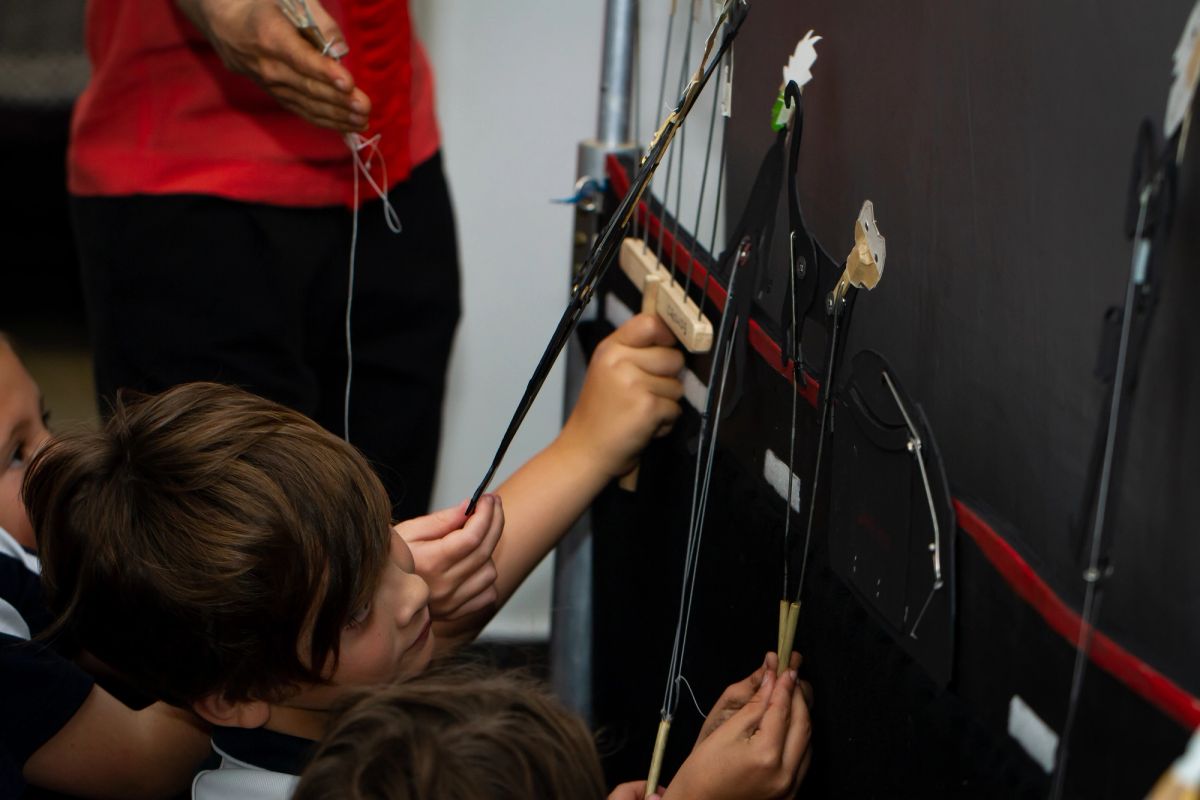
[68,0,441,207]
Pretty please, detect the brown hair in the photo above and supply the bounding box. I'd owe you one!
[294,663,607,800]
[23,382,392,706]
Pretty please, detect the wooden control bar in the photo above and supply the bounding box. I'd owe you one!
[619,238,714,354]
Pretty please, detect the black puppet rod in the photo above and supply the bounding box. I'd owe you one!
[467,1,750,514]
[1049,118,1177,800]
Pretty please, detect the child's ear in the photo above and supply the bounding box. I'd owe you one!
[193,692,271,729]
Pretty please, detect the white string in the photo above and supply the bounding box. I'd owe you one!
[670,323,736,715]
[677,674,709,720]
[341,132,402,443]
[656,30,739,724]
[275,2,403,444]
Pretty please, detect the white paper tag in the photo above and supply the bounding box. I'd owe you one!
[763,448,802,513]
[783,30,822,92]
[773,30,822,129]
[1166,1,1200,136]
[1007,695,1058,774]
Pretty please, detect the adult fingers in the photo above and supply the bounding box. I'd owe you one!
[268,85,366,131]
[303,0,351,56]
[256,46,356,103]
[266,1,355,90]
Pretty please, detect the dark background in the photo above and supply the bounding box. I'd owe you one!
[723,0,1199,693]
[1,3,89,337]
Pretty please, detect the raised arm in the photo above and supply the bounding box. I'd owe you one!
[403,314,682,645]
[489,314,683,606]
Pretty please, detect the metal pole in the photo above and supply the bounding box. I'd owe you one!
[596,0,637,147]
[550,0,638,724]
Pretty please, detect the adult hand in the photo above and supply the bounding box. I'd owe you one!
[175,0,371,132]
[394,495,503,621]
[559,314,684,480]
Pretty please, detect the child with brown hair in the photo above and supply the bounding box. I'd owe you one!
[0,333,210,798]
[295,656,812,800]
[24,315,692,796]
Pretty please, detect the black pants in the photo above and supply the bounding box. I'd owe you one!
[72,153,460,521]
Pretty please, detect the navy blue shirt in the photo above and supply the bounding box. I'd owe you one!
[0,528,94,797]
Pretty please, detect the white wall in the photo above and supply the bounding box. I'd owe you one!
[414,1,605,640]
[414,2,729,640]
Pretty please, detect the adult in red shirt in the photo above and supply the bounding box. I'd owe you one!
[69,0,458,520]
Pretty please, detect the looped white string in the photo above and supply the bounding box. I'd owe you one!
[342,131,402,443]
[277,1,403,443]
[345,132,403,233]
[677,674,708,720]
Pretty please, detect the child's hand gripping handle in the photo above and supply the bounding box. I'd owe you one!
[561,314,684,494]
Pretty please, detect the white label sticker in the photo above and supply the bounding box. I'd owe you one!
[763,449,802,513]
[1007,695,1058,774]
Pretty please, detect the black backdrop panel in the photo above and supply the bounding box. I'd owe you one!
[724,0,1200,696]
[588,0,1200,797]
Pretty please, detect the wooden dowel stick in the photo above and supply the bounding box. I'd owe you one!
[778,601,800,676]
[777,599,789,656]
[618,276,663,493]
[646,717,672,798]
[619,238,713,353]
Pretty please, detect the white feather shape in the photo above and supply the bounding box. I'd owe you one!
[1166,1,1200,136]
[783,30,822,91]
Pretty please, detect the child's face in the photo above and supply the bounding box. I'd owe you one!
[288,531,434,710]
[0,343,49,550]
